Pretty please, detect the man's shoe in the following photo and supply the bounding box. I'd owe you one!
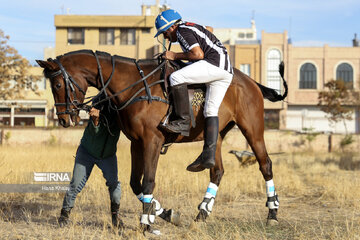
[58,208,71,227]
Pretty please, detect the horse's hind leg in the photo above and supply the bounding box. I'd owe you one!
[195,136,225,222]
[236,119,279,225]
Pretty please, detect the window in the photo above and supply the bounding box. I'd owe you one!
[266,49,281,93]
[142,28,151,34]
[145,7,152,16]
[238,32,245,39]
[99,28,114,45]
[299,63,317,89]
[246,33,253,39]
[120,28,135,45]
[67,28,84,44]
[240,64,251,76]
[336,63,353,89]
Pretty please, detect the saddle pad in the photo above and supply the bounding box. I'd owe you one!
[190,89,205,110]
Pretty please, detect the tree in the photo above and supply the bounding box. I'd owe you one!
[318,79,356,134]
[0,29,40,100]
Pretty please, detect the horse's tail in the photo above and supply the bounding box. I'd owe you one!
[256,61,288,102]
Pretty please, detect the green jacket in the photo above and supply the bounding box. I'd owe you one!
[80,116,121,159]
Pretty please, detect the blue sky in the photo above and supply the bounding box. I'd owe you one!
[1,0,359,64]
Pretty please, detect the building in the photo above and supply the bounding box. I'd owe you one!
[261,31,360,133]
[0,67,52,127]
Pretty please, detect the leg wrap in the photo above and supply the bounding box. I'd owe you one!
[266,195,279,209]
[265,179,279,209]
[198,182,218,215]
[152,198,164,216]
[140,194,156,225]
[198,197,215,215]
[141,202,155,225]
[137,193,164,216]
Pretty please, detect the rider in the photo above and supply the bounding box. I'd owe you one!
[58,95,122,230]
[154,9,233,172]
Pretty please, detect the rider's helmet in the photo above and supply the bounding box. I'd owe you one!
[154,9,182,38]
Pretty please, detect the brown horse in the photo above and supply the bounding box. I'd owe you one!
[36,50,287,232]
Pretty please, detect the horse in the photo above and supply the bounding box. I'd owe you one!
[36,49,287,232]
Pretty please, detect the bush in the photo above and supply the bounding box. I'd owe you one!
[340,135,354,149]
[4,131,11,141]
[47,134,57,145]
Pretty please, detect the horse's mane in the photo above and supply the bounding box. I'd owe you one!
[56,49,157,65]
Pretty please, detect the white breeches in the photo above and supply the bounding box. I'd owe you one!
[169,60,233,118]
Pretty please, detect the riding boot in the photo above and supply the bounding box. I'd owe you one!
[111,202,124,230]
[187,117,219,172]
[160,84,191,136]
[58,208,71,227]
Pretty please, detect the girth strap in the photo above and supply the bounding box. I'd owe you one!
[134,60,153,103]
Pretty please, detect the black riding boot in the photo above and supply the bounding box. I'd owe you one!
[187,117,219,172]
[160,84,190,136]
[58,208,71,227]
[111,202,124,230]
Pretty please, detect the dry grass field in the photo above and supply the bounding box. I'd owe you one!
[0,130,360,239]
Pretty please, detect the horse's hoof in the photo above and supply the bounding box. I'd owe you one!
[141,224,161,236]
[266,208,278,226]
[195,209,208,222]
[266,218,279,226]
[159,209,181,226]
[169,209,181,226]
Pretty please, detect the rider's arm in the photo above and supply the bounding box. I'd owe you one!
[163,46,204,61]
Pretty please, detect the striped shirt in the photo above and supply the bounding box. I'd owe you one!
[176,22,233,74]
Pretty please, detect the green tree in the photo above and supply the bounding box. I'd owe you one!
[318,79,356,134]
[0,29,39,100]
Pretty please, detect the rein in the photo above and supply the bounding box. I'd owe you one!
[94,60,167,111]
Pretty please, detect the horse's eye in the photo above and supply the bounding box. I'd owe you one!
[55,83,61,89]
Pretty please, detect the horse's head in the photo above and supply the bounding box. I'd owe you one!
[36,58,88,127]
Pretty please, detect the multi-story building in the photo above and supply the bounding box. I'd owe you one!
[1,1,359,133]
[260,31,360,133]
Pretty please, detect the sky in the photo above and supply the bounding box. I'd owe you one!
[0,0,359,65]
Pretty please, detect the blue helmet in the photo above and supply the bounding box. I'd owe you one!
[154,9,182,38]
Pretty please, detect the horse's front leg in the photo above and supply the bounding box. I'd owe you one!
[130,141,145,200]
[195,138,224,221]
[139,134,172,235]
[131,140,180,231]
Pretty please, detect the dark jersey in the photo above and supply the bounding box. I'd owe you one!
[176,22,233,74]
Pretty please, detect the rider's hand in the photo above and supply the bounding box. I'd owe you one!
[162,51,176,61]
[89,107,100,126]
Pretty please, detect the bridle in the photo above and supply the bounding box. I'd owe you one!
[45,58,86,116]
[45,50,169,118]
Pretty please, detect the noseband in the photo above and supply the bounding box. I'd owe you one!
[46,58,86,116]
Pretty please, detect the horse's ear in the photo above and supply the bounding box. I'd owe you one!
[36,60,57,70]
